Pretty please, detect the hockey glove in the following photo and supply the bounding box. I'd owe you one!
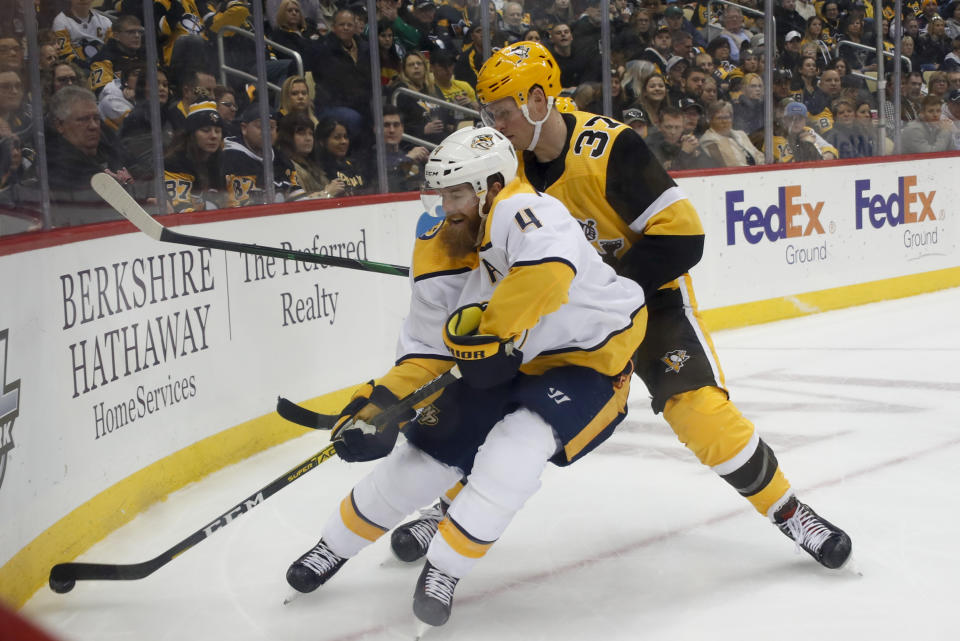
[443,303,522,389]
[331,384,410,462]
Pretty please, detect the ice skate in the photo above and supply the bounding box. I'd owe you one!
[413,561,459,627]
[774,497,852,569]
[391,501,446,563]
[285,538,347,593]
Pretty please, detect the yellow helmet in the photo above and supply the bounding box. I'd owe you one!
[554,96,577,113]
[476,41,562,108]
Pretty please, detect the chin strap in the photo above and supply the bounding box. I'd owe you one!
[521,96,555,151]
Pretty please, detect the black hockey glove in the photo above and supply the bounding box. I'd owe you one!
[443,303,522,389]
[331,384,410,463]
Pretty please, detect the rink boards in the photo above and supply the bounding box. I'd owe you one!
[0,153,958,608]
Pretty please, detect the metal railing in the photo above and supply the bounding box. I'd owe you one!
[705,0,774,55]
[836,40,912,77]
[215,26,305,96]
[390,87,481,150]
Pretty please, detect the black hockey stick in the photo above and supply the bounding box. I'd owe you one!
[48,368,460,593]
[90,173,411,277]
[276,366,460,430]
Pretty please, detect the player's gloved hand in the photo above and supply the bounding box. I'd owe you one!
[443,303,522,389]
[331,383,408,462]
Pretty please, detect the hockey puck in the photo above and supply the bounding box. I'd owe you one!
[48,576,75,594]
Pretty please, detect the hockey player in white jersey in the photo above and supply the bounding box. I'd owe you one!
[284,126,648,629]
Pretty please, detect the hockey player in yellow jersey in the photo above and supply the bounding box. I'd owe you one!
[285,126,648,628]
[392,41,852,572]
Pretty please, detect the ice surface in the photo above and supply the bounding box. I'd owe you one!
[22,288,960,641]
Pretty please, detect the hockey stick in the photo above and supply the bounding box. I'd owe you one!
[276,366,460,430]
[48,368,460,593]
[90,173,411,277]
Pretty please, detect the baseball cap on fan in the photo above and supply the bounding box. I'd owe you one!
[786,30,803,42]
[947,89,960,104]
[623,107,650,125]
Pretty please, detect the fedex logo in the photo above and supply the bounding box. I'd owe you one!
[725,186,825,245]
[854,176,936,230]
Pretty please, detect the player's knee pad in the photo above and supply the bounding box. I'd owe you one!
[663,386,756,468]
[449,407,557,542]
[356,440,463,525]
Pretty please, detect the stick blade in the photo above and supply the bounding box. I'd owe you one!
[90,173,165,240]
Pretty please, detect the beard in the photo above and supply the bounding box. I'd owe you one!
[439,215,481,259]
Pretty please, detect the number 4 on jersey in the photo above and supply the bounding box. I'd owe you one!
[514,208,542,231]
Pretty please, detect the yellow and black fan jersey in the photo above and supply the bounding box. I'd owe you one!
[222,137,305,207]
[52,10,112,63]
[518,111,704,299]
[804,90,835,134]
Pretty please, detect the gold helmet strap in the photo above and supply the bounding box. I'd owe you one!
[520,95,555,151]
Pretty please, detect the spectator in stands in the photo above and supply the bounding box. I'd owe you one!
[376,19,405,87]
[314,0,340,36]
[38,43,59,71]
[899,35,920,72]
[572,0,603,48]
[641,25,673,74]
[771,100,837,162]
[614,9,654,63]
[533,0,576,32]
[918,16,952,69]
[275,111,341,197]
[548,22,598,89]
[167,68,218,131]
[734,72,765,140]
[665,56,690,101]
[46,86,132,224]
[774,0,806,46]
[793,55,819,103]
[434,0,469,42]
[87,15,146,95]
[51,0,112,65]
[391,51,453,143]
[837,13,868,71]
[645,105,716,169]
[313,116,367,196]
[0,34,24,74]
[0,70,29,140]
[378,0,422,53]
[917,0,941,31]
[772,69,794,103]
[270,0,314,63]
[214,85,241,138]
[120,67,172,161]
[944,37,960,71]
[718,5,751,63]
[947,2,960,41]
[821,1,841,41]
[943,88,960,126]
[278,75,317,125]
[98,63,140,132]
[500,1,530,44]
[694,50,715,76]
[403,0,449,51]
[700,75,719,110]
[223,103,305,206]
[310,8,372,140]
[678,97,705,135]
[739,47,760,75]
[855,98,892,154]
[699,100,763,166]
[455,24,498,88]
[823,97,874,158]
[680,65,708,103]
[381,105,429,193]
[431,49,480,121]
[806,67,842,133]
[164,100,225,212]
[620,60,655,104]
[901,95,957,152]
[46,62,83,100]
[927,71,950,101]
[0,117,25,207]
[634,72,668,128]
[622,106,651,138]
[663,4,705,48]
[777,29,803,72]
[801,15,832,68]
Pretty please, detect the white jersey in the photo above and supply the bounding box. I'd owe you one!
[52,10,113,61]
[394,179,646,385]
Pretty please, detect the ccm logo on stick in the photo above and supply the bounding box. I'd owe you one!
[854,176,936,230]
[725,186,825,245]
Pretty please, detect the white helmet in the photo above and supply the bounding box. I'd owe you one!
[423,126,518,202]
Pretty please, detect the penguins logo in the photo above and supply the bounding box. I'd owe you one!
[470,134,495,150]
[661,349,690,374]
[510,44,531,60]
[416,403,440,427]
[0,329,21,493]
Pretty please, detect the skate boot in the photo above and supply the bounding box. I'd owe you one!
[286,539,347,593]
[413,561,460,627]
[391,501,446,562]
[774,496,852,569]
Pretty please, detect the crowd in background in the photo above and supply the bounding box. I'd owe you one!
[1,0,960,231]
